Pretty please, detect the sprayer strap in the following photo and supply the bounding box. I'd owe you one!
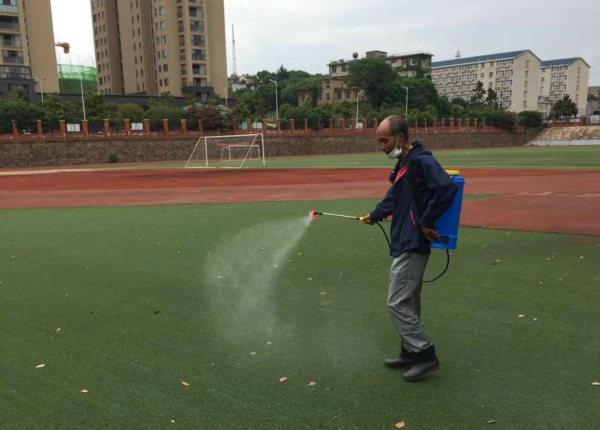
[407,149,426,214]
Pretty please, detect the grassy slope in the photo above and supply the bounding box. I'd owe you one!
[1,201,599,429]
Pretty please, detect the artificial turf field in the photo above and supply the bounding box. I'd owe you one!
[1,199,599,430]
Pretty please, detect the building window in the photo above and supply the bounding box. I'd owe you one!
[523,101,527,108]
[331,66,337,73]
[160,21,166,29]
[162,49,167,58]
[163,64,168,72]
[524,81,528,88]
[489,72,493,78]
[526,60,529,69]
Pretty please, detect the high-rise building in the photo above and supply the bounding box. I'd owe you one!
[0,0,59,99]
[90,0,227,101]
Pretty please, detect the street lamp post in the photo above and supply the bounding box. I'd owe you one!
[79,74,87,121]
[356,90,364,126]
[401,86,409,117]
[269,79,279,120]
[35,78,46,103]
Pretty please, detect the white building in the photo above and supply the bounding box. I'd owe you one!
[539,58,590,116]
[432,50,542,112]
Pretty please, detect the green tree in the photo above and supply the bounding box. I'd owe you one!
[146,104,184,130]
[345,58,397,108]
[517,110,544,128]
[40,92,76,130]
[0,98,45,134]
[550,95,578,118]
[469,81,486,109]
[485,88,499,109]
[150,91,177,108]
[83,92,119,129]
[112,103,145,128]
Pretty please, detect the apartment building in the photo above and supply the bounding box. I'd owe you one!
[91,0,227,100]
[432,50,542,112]
[539,58,590,116]
[298,50,432,106]
[0,0,59,99]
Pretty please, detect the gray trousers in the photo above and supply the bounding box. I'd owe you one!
[388,251,432,354]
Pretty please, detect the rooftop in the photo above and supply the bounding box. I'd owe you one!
[432,50,528,68]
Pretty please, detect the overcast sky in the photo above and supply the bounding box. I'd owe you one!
[51,0,599,85]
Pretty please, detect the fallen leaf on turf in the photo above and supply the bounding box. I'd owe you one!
[307,278,313,281]
[36,364,45,369]
[55,328,61,332]
[250,352,256,355]
[395,422,405,429]
[267,342,272,345]
[308,382,317,386]
[279,377,288,383]
[181,381,190,387]
[518,315,525,318]
[171,420,176,424]
[81,390,88,394]
[592,382,600,386]
[320,292,327,296]
[488,420,497,424]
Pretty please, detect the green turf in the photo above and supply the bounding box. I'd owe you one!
[1,200,599,429]
[70,145,600,171]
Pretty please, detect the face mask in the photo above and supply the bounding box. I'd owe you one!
[386,136,402,159]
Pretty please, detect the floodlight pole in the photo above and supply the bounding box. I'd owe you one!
[269,79,279,120]
[401,86,409,117]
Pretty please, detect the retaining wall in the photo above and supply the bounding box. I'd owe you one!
[0,130,537,168]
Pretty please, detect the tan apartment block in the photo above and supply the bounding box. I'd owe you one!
[432,50,541,113]
[299,50,432,106]
[0,0,59,99]
[539,58,590,116]
[91,0,227,100]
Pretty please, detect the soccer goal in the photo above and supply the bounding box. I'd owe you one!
[185,133,265,169]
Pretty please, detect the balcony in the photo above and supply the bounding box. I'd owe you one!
[2,56,23,64]
[0,21,19,31]
[0,5,18,13]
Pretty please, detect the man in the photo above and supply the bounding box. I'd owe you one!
[361,115,457,382]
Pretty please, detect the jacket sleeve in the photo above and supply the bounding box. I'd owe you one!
[369,185,394,221]
[415,157,458,228]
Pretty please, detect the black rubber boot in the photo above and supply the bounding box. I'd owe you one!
[385,345,415,368]
[402,345,440,382]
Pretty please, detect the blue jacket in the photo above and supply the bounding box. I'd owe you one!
[369,141,458,257]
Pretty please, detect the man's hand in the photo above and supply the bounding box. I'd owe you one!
[360,214,374,225]
[421,226,440,243]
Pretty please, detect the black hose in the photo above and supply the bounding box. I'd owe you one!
[374,221,450,283]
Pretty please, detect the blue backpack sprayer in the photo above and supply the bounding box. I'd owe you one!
[310,171,465,283]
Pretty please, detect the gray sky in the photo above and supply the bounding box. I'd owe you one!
[51,0,599,85]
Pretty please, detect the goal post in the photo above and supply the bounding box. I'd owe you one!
[185,133,265,169]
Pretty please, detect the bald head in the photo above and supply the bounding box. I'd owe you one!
[378,115,409,142]
[376,115,412,158]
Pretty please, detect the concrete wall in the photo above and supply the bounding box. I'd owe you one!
[0,131,537,168]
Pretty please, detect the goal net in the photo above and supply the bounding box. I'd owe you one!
[185,134,265,168]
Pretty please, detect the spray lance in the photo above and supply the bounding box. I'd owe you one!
[309,171,465,283]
